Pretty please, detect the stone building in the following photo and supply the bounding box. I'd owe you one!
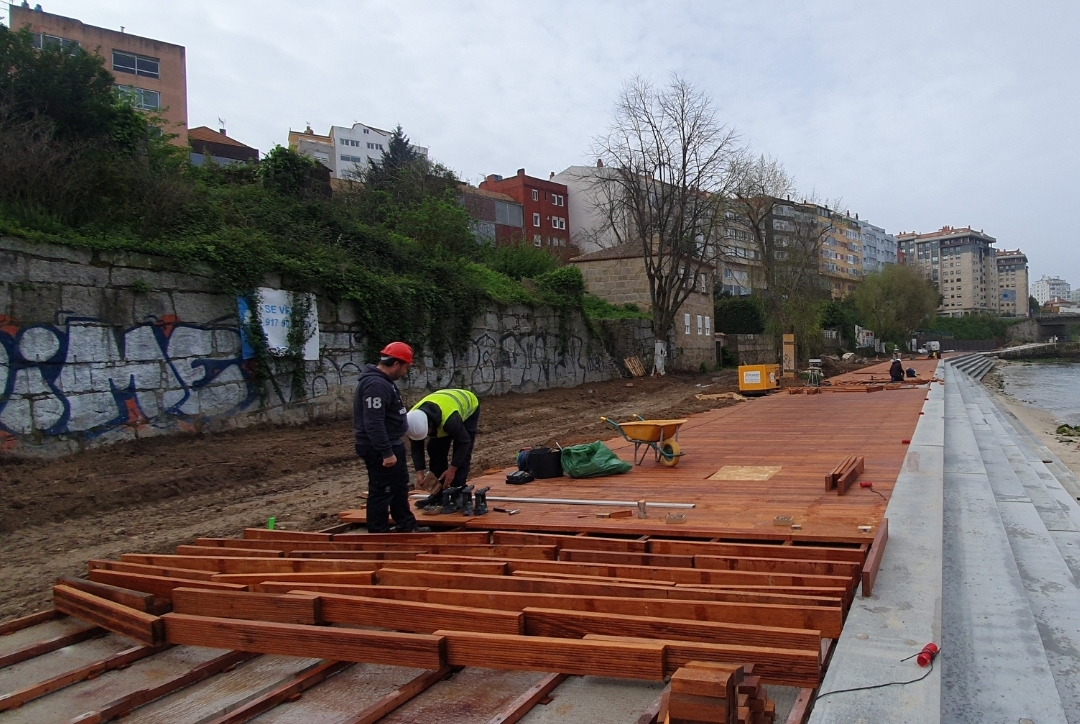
[570,242,716,370]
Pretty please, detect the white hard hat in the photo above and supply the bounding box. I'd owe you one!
[406,410,429,441]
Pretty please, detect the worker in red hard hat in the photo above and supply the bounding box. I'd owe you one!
[352,342,428,533]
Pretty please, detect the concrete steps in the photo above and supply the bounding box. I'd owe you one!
[942,361,1080,723]
[948,352,997,381]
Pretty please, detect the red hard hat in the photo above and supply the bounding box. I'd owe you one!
[380,341,414,364]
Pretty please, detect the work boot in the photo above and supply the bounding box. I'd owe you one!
[414,492,440,509]
[394,525,431,533]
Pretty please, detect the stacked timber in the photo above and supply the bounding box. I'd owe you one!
[45,527,874,698]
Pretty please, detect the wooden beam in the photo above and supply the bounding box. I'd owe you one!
[57,576,169,614]
[285,549,421,560]
[583,634,820,688]
[433,629,666,680]
[200,660,351,724]
[175,545,283,558]
[290,555,508,574]
[68,650,255,723]
[0,608,63,635]
[692,556,861,579]
[333,531,491,544]
[88,569,247,599]
[242,528,333,541]
[119,554,380,574]
[826,456,854,491]
[318,592,524,635]
[342,666,455,724]
[521,608,820,651]
[0,620,103,669]
[88,559,218,581]
[264,583,843,637]
[861,518,888,597]
[558,549,695,567]
[171,588,321,625]
[648,540,866,564]
[492,530,648,552]
[836,457,865,496]
[162,613,445,669]
[210,571,375,586]
[53,585,164,646]
[484,673,568,724]
[0,643,163,712]
[634,689,667,724]
[785,687,815,724]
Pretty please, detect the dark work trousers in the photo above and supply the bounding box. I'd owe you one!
[358,443,418,533]
[427,410,480,490]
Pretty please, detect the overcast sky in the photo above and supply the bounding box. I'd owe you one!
[10,1,1080,286]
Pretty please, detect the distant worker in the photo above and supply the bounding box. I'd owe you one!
[353,342,426,533]
[889,357,904,383]
[407,389,481,508]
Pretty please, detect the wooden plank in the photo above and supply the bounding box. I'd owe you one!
[484,672,568,724]
[287,550,422,561]
[648,540,866,564]
[0,643,162,712]
[318,592,524,635]
[861,518,888,597]
[785,688,814,724]
[583,634,820,688]
[69,650,255,724]
[175,545,284,558]
[0,620,103,669]
[276,584,841,638]
[88,559,219,581]
[52,585,164,646]
[692,556,861,579]
[522,608,820,651]
[119,554,380,574]
[836,457,864,497]
[57,576,169,614]
[171,588,321,625]
[333,531,491,544]
[242,528,333,541]
[558,549,695,567]
[88,569,248,599]
[163,613,445,669]
[634,690,667,724]
[210,571,375,586]
[0,609,63,636]
[291,554,508,574]
[342,666,455,724]
[826,456,854,491]
[493,530,648,552]
[201,660,351,724]
[433,630,666,680]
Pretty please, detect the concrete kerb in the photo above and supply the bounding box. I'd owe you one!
[809,363,944,724]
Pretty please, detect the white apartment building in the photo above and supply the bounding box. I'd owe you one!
[550,162,623,254]
[857,219,898,273]
[1031,276,1071,306]
[288,122,428,180]
[898,226,998,317]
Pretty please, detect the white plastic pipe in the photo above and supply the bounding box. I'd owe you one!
[409,494,694,509]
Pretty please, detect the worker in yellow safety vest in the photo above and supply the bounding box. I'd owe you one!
[407,389,480,508]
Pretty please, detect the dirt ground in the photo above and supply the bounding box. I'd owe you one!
[0,369,760,621]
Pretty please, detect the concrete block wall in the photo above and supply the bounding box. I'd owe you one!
[574,258,653,308]
[0,238,614,457]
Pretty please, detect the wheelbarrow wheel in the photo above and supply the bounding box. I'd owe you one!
[659,439,681,467]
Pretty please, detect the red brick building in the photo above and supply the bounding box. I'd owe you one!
[480,169,574,259]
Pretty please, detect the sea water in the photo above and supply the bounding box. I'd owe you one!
[995,360,1080,426]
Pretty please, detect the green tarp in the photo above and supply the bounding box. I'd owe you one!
[560,441,633,478]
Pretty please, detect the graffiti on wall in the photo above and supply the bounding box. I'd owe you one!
[0,312,256,447]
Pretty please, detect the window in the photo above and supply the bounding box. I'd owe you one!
[705,316,711,336]
[495,201,524,227]
[534,234,542,247]
[533,213,541,227]
[112,50,159,79]
[697,315,703,335]
[532,189,539,201]
[363,128,369,134]
[700,274,707,294]
[684,313,691,335]
[340,154,365,163]
[552,216,566,230]
[367,142,384,150]
[115,85,160,110]
[32,33,80,53]
[552,194,564,207]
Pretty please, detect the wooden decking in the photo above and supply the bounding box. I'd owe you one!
[341,358,941,544]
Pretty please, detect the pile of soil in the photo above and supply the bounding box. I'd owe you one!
[0,370,740,620]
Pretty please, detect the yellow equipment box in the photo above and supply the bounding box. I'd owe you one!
[738,364,780,393]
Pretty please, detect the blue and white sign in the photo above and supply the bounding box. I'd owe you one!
[238,288,320,361]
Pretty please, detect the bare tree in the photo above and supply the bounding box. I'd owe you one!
[726,155,840,356]
[589,75,742,350]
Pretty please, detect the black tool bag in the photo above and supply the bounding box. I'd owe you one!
[527,447,563,479]
[506,470,534,485]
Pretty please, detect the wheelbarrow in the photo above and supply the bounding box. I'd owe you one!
[601,415,687,467]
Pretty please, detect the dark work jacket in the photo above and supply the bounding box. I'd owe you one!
[410,402,473,471]
[353,364,409,457]
[889,360,904,382]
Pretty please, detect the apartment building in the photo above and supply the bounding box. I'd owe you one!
[1031,276,1071,306]
[189,126,258,167]
[858,220,898,273]
[458,186,525,246]
[10,3,188,144]
[899,226,997,317]
[479,169,572,258]
[288,122,427,179]
[995,249,1029,317]
[812,206,863,298]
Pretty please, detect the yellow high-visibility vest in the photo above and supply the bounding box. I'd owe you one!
[411,389,479,437]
